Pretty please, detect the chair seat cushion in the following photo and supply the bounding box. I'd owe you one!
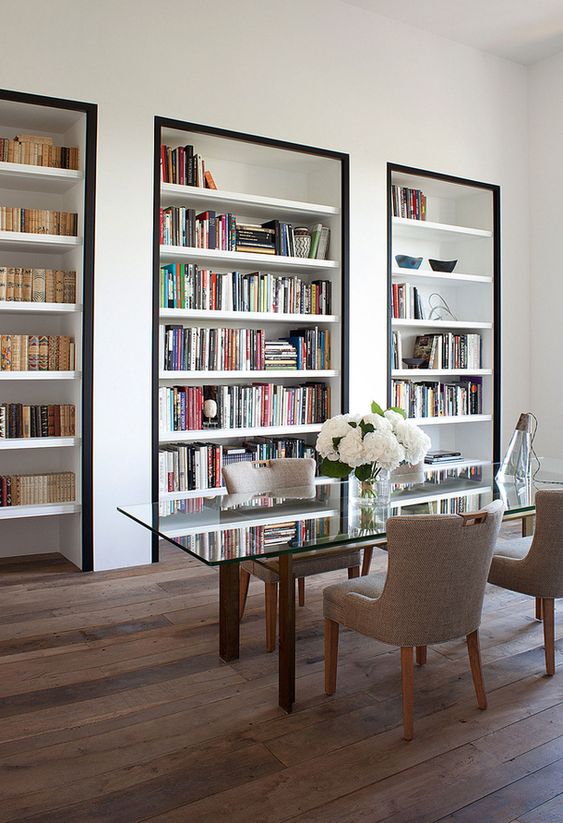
[323,572,387,625]
[242,545,364,583]
[493,536,533,560]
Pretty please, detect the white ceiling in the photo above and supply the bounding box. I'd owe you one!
[344,0,563,65]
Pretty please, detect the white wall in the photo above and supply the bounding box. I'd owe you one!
[529,53,563,459]
[0,0,531,569]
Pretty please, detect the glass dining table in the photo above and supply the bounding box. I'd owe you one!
[118,460,563,713]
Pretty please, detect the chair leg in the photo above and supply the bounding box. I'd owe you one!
[348,565,360,579]
[239,568,251,619]
[535,597,543,621]
[542,598,555,676]
[264,582,278,652]
[466,629,487,710]
[361,546,374,576]
[416,645,427,666]
[324,618,339,695]
[401,647,414,741]
[298,577,305,607]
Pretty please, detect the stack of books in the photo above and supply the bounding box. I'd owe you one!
[392,283,424,319]
[160,143,216,188]
[0,471,75,506]
[288,327,331,369]
[0,134,79,170]
[392,377,483,418]
[391,185,427,220]
[159,443,223,492]
[159,207,236,250]
[413,333,482,370]
[0,207,78,236]
[236,224,276,255]
[0,268,76,303]
[264,340,297,370]
[0,403,76,438]
[0,335,75,371]
[161,325,265,371]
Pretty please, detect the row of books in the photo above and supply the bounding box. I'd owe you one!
[392,283,424,319]
[413,333,482,370]
[158,382,330,432]
[160,208,236,250]
[0,207,78,236]
[391,378,483,418]
[161,325,331,371]
[0,268,76,304]
[160,144,215,188]
[159,437,316,493]
[398,494,483,516]
[0,134,79,170]
[0,403,76,439]
[391,184,427,220]
[235,221,330,259]
[0,471,75,507]
[159,265,333,315]
[0,335,75,372]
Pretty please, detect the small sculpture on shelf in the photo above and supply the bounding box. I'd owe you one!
[202,398,219,429]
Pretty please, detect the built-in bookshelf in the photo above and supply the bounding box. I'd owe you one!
[0,90,96,570]
[387,164,500,464]
[153,119,348,558]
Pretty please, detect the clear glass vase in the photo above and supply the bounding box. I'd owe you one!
[351,469,391,508]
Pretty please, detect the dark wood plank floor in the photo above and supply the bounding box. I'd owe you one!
[0,523,561,822]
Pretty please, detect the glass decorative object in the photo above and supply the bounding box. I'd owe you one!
[496,413,532,483]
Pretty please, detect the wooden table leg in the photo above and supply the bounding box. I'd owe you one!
[522,515,535,537]
[278,553,295,713]
[219,563,240,662]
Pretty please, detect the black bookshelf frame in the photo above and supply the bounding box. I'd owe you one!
[386,162,501,462]
[152,117,350,562]
[0,88,97,572]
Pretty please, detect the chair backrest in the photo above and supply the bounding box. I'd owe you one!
[520,490,563,597]
[222,457,316,494]
[371,499,505,646]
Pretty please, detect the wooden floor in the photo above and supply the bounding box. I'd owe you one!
[0,524,561,823]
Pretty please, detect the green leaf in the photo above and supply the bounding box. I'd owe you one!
[332,435,344,449]
[370,401,385,416]
[319,458,352,478]
[388,406,407,419]
[359,420,375,436]
[354,463,373,481]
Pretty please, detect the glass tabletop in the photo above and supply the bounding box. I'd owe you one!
[118,460,563,566]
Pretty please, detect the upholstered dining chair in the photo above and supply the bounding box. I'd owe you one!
[323,500,504,740]
[489,489,562,676]
[222,458,377,652]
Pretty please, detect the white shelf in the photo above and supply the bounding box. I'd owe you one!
[392,319,492,330]
[159,423,323,443]
[158,474,339,501]
[161,183,339,220]
[392,268,492,285]
[392,369,492,378]
[160,245,338,273]
[160,506,339,539]
[159,369,338,381]
[0,436,80,450]
[0,370,80,381]
[391,485,492,509]
[0,301,81,315]
[0,502,80,520]
[159,308,338,324]
[0,162,82,192]
[0,231,82,254]
[411,415,492,426]
[392,217,492,241]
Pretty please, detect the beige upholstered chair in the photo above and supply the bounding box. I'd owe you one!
[489,489,562,676]
[222,458,374,651]
[323,500,504,740]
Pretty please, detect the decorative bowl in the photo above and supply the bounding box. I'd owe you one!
[395,255,422,270]
[428,258,457,273]
[402,357,426,369]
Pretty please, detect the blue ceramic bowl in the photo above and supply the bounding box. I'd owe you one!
[428,258,457,273]
[395,255,423,270]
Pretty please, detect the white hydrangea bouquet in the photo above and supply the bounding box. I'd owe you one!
[316,401,431,486]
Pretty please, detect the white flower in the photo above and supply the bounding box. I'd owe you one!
[363,430,405,470]
[361,413,392,431]
[384,409,405,429]
[316,414,353,459]
[337,428,366,468]
[394,420,431,465]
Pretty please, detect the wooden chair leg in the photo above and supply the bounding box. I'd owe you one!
[416,645,427,666]
[348,565,360,579]
[361,546,374,576]
[239,567,251,619]
[264,582,278,652]
[542,598,555,676]
[324,618,339,695]
[467,629,487,709]
[401,647,414,741]
[535,597,543,621]
[298,577,305,607]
